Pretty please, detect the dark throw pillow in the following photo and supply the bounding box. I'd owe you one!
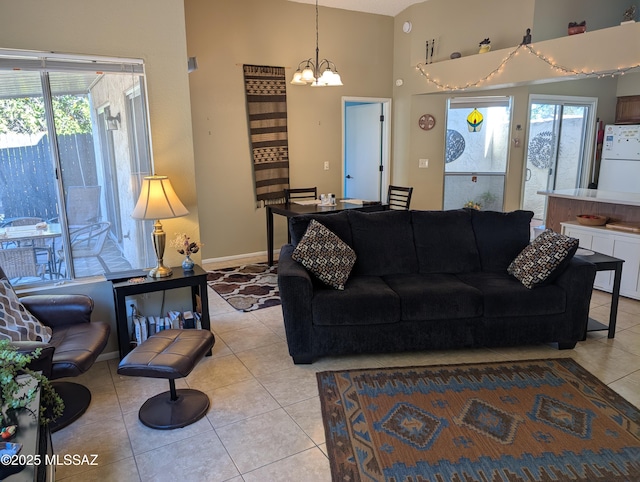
[507,229,579,289]
[292,219,356,290]
[0,278,52,342]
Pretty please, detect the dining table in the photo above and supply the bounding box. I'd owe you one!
[265,200,387,266]
[0,223,62,277]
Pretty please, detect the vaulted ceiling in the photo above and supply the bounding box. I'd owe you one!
[288,0,425,17]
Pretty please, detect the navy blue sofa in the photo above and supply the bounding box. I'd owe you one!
[277,209,596,364]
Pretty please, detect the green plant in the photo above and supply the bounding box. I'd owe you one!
[0,339,64,426]
[478,191,498,206]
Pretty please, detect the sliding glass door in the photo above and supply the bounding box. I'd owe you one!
[521,95,597,222]
[0,51,155,286]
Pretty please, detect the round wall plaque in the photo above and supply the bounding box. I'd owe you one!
[418,114,436,131]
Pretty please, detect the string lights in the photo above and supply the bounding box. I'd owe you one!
[416,43,640,91]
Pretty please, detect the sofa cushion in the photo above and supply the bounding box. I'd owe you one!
[292,219,356,290]
[468,209,533,273]
[507,229,579,289]
[289,211,352,247]
[412,209,481,274]
[348,210,418,276]
[312,275,401,326]
[456,272,566,317]
[384,273,483,321]
[0,278,52,342]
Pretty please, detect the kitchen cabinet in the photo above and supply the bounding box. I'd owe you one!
[562,221,640,300]
[615,95,640,124]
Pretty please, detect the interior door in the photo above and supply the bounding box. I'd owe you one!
[344,103,383,200]
[522,96,596,222]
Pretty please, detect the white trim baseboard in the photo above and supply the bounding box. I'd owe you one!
[201,250,279,266]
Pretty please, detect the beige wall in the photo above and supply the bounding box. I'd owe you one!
[185,0,394,258]
[0,0,197,355]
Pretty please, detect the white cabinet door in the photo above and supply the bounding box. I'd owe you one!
[613,239,640,298]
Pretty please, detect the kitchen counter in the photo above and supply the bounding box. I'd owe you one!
[538,189,640,207]
[538,189,640,232]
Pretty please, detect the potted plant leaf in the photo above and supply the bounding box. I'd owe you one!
[0,339,64,427]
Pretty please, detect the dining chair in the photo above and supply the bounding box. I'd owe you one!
[387,185,414,210]
[284,187,318,203]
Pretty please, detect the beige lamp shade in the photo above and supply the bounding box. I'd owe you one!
[132,175,189,220]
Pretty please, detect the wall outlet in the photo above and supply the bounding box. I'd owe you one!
[324,161,330,170]
[419,158,429,168]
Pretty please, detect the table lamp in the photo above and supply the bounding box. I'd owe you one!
[132,175,189,278]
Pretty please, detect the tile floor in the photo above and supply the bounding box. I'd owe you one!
[50,257,640,482]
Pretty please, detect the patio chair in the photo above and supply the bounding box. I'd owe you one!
[0,247,43,280]
[66,186,101,228]
[57,222,111,276]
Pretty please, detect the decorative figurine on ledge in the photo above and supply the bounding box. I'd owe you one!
[568,21,586,35]
[622,5,636,23]
[521,28,532,45]
[478,38,491,54]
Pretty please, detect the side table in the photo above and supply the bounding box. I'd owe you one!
[574,251,624,339]
[111,265,211,359]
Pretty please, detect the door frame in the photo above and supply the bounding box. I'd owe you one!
[342,96,391,201]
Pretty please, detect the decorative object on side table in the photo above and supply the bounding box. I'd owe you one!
[0,339,64,427]
[170,233,202,272]
[131,175,190,278]
[478,37,491,53]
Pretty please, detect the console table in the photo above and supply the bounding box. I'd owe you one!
[111,265,211,359]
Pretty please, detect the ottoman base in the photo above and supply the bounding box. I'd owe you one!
[139,387,210,430]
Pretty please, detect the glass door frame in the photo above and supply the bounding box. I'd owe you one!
[521,94,598,220]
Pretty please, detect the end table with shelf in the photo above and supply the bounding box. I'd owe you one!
[110,265,211,359]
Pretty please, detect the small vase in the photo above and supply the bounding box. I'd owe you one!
[182,255,195,271]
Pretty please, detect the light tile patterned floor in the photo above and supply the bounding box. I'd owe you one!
[51,257,640,482]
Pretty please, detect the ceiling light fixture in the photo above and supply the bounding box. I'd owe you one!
[290,0,343,87]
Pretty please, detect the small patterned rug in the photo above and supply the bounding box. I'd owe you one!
[207,263,279,312]
[317,358,640,482]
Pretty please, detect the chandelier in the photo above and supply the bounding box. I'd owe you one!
[290,0,343,87]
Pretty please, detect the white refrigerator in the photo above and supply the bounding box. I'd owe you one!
[598,124,640,194]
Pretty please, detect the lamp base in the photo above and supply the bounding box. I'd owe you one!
[148,264,173,278]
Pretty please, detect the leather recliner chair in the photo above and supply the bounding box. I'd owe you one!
[2,267,111,432]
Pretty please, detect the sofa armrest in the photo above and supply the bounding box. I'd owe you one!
[20,294,94,328]
[277,244,315,363]
[553,256,597,341]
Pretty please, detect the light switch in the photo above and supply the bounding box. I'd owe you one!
[324,161,330,170]
[419,159,429,168]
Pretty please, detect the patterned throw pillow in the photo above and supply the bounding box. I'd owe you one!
[292,219,356,290]
[0,278,52,342]
[507,229,579,289]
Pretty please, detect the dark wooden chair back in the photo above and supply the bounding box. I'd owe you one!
[284,187,317,203]
[387,185,413,210]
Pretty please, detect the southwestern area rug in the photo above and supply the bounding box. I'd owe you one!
[207,263,279,312]
[317,358,640,482]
